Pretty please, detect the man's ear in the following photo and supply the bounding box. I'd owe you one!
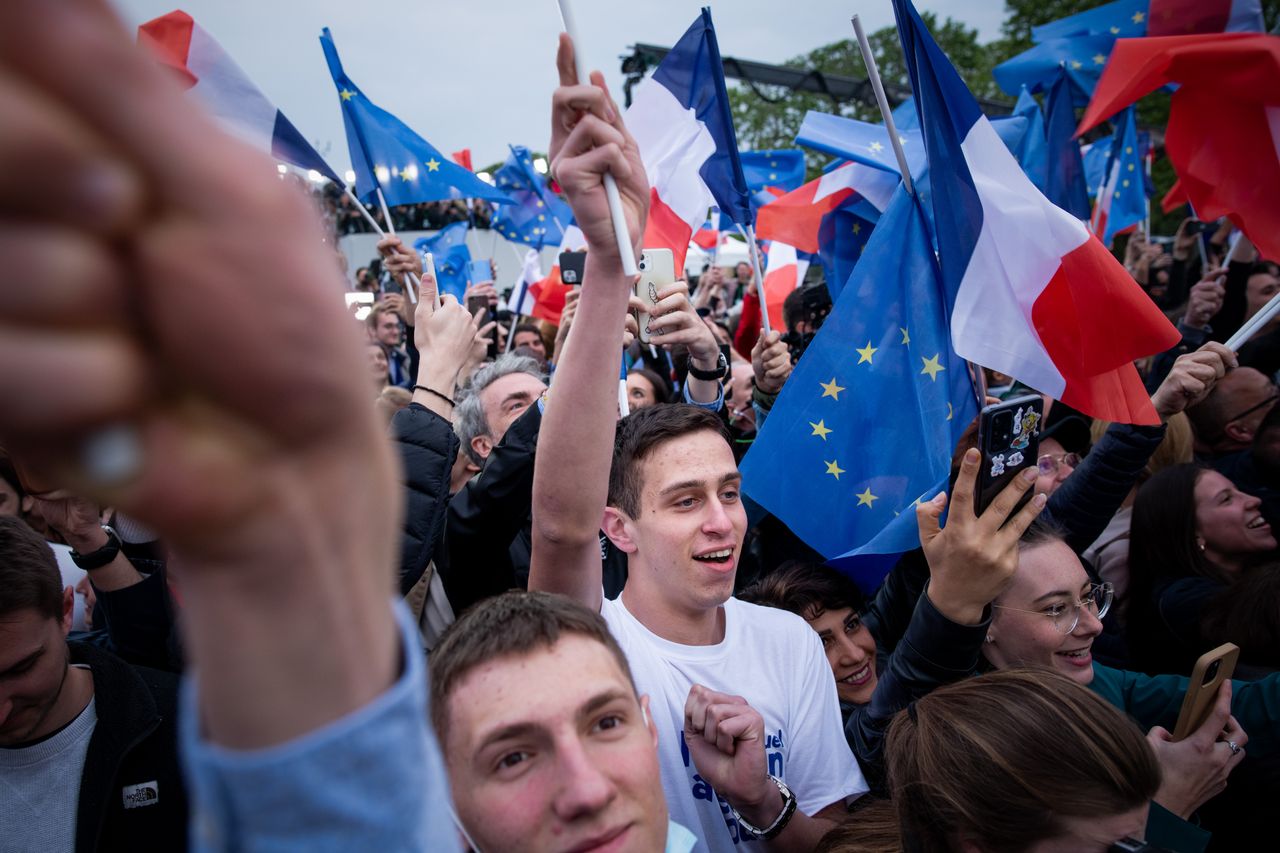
[60,586,74,637]
[602,507,637,554]
[1224,421,1254,445]
[470,434,493,462]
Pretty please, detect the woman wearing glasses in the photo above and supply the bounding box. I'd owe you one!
[1126,463,1278,676]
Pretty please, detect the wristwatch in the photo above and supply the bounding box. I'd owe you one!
[687,350,729,382]
[69,525,122,571]
[731,775,797,841]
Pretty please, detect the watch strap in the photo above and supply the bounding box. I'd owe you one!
[688,351,728,382]
[69,525,122,571]
[732,775,797,841]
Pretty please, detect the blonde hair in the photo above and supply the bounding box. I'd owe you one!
[1091,411,1193,484]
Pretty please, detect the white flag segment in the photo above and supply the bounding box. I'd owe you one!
[762,241,807,332]
[506,249,543,316]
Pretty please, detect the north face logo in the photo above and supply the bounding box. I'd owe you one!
[122,781,159,809]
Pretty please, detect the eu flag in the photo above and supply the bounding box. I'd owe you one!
[739,150,807,194]
[797,111,926,179]
[740,186,978,562]
[1082,132,1114,196]
[490,145,573,249]
[413,222,472,301]
[816,208,875,302]
[319,28,511,208]
[1100,107,1147,246]
[1012,87,1049,193]
[993,33,1117,97]
[1032,0,1148,42]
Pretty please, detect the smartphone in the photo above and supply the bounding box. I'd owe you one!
[559,250,587,286]
[468,259,494,285]
[975,394,1043,516]
[467,295,499,359]
[1184,218,1204,236]
[1172,643,1239,741]
[635,248,675,344]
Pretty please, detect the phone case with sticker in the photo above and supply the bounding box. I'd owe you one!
[635,248,675,344]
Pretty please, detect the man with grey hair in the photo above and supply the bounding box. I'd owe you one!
[454,353,548,471]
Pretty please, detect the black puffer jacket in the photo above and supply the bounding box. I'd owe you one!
[390,403,459,596]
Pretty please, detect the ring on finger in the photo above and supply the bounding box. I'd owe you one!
[1227,740,1241,755]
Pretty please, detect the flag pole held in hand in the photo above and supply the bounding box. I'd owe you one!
[1226,291,1280,351]
[739,223,772,336]
[555,0,638,277]
[375,186,420,304]
[852,15,914,196]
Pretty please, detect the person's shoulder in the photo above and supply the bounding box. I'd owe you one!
[728,598,816,643]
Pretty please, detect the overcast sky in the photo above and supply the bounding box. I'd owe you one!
[111,1,1005,174]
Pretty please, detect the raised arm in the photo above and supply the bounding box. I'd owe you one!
[527,34,648,607]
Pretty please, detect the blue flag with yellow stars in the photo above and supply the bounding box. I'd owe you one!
[993,32,1116,97]
[816,208,874,302]
[1032,0,1148,43]
[319,28,511,208]
[740,185,977,566]
[413,222,472,302]
[1100,107,1147,246]
[491,145,573,249]
[739,150,807,194]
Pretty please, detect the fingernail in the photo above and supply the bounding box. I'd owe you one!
[80,162,141,227]
[964,448,979,463]
[1022,467,1038,482]
[1033,493,1047,507]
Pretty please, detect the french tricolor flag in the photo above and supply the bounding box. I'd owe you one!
[761,241,810,332]
[625,8,752,274]
[754,162,898,253]
[893,0,1179,425]
[138,10,341,184]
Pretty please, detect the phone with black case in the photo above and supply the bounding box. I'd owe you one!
[559,250,586,286]
[975,394,1043,516]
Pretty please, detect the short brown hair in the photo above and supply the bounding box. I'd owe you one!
[429,591,636,744]
[365,300,398,331]
[886,667,1160,851]
[0,515,62,621]
[738,561,867,621]
[608,404,728,518]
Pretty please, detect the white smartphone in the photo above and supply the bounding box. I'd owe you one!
[636,248,675,344]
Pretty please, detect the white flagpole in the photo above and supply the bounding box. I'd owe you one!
[373,186,420,304]
[1227,291,1280,351]
[737,223,771,336]
[555,0,638,277]
[342,184,385,236]
[852,16,914,196]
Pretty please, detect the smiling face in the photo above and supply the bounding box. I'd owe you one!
[808,606,877,704]
[1194,469,1277,571]
[612,430,747,621]
[372,310,401,347]
[984,540,1103,686]
[442,636,667,853]
[366,343,389,385]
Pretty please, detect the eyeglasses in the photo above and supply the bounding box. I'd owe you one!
[993,582,1113,634]
[1036,451,1080,477]
[1224,393,1280,427]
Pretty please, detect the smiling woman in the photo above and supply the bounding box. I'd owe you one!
[1127,463,1279,676]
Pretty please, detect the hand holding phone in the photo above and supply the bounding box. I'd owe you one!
[974,395,1043,516]
[1173,643,1239,741]
[635,248,675,344]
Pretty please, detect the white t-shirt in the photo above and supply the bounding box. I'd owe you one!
[602,596,866,850]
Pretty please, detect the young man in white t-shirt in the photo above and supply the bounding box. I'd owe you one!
[529,36,865,850]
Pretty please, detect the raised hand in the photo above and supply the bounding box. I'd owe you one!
[377,234,423,282]
[752,330,792,395]
[1146,680,1247,818]
[683,686,777,824]
[1151,342,1235,421]
[1182,270,1226,329]
[917,448,1046,626]
[549,34,647,267]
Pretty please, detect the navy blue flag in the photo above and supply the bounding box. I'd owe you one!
[739,149,807,194]
[740,185,978,564]
[993,33,1117,96]
[320,28,511,207]
[490,145,573,249]
[414,222,472,301]
[1032,0,1148,42]
[1044,70,1092,220]
[1012,87,1049,193]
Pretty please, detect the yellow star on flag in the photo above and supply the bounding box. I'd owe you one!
[920,354,945,381]
[810,420,832,441]
[1122,179,1130,187]
[538,214,546,221]
[899,327,910,345]
[1128,163,1135,171]
[869,141,884,153]
[852,222,861,235]
[1070,59,1083,69]
[1132,11,1145,24]
[856,342,877,364]
[340,88,355,101]
[769,172,777,180]
[425,158,441,172]
[946,402,954,421]
[855,487,878,508]
[399,167,413,182]
[820,378,845,400]
[825,460,845,480]
[1093,53,1107,65]
[1110,26,1120,34]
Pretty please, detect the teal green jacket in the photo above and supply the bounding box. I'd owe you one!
[1090,664,1280,756]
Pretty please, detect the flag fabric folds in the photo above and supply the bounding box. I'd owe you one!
[741,187,978,561]
[739,150,807,194]
[760,241,809,332]
[1044,70,1093,220]
[1081,133,1114,196]
[1012,87,1049,193]
[626,8,752,272]
[505,249,544,316]
[1079,33,1280,261]
[994,33,1117,96]
[1092,108,1147,246]
[1147,0,1265,36]
[451,149,473,171]
[139,11,341,183]
[1032,0,1148,42]
[491,145,573,249]
[797,111,927,178]
[754,162,898,253]
[414,222,472,302]
[891,0,1179,425]
[816,209,875,302]
[320,28,510,207]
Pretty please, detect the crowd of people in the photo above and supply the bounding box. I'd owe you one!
[2,3,1279,852]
